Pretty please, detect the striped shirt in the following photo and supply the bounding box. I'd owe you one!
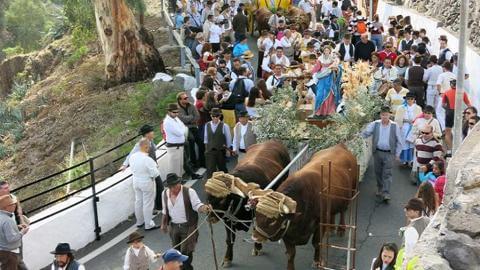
[414,137,443,165]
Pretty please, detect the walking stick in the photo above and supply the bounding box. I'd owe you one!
[209,222,219,270]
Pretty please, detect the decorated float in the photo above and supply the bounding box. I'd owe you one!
[253,61,383,179]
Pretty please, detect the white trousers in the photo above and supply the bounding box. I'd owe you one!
[133,180,156,228]
[426,85,439,108]
[167,146,184,177]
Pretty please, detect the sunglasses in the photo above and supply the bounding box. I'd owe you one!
[171,111,179,114]
[211,115,220,118]
[469,122,476,126]
[421,131,431,135]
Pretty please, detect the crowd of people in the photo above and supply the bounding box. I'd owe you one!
[1,0,479,269]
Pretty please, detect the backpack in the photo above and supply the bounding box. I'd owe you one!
[229,78,248,104]
[356,20,368,34]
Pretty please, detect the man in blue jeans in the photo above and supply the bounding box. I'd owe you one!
[361,106,403,203]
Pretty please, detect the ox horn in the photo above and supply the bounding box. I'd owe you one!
[231,185,246,198]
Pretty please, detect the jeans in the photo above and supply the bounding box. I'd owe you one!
[234,103,247,119]
[371,34,383,50]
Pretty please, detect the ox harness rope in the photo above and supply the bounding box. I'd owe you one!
[254,217,291,240]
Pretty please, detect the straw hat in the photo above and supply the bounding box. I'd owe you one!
[242,50,254,59]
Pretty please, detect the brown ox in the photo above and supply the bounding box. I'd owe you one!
[206,140,290,267]
[285,6,310,32]
[250,144,357,270]
[255,7,272,34]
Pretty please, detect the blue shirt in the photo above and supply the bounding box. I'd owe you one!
[175,14,184,29]
[233,43,250,58]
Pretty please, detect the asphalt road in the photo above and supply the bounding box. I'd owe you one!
[83,156,417,270]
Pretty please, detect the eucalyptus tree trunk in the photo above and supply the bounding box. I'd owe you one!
[94,0,165,87]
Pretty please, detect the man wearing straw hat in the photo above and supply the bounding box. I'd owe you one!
[161,173,211,270]
[49,243,85,270]
[0,194,29,270]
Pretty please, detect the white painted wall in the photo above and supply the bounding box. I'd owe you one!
[378,0,480,108]
[22,143,168,269]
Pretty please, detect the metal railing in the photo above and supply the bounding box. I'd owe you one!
[266,144,314,190]
[160,0,201,87]
[11,135,166,240]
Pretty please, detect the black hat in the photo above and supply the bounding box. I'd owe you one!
[210,108,222,117]
[51,243,75,255]
[127,231,144,244]
[380,106,391,113]
[404,92,416,99]
[168,103,179,112]
[139,124,154,136]
[165,173,182,187]
[238,111,249,118]
[404,198,424,212]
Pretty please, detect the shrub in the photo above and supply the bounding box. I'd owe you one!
[5,0,48,51]
[2,46,24,58]
[66,45,89,68]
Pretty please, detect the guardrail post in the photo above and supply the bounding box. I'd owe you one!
[168,26,174,45]
[194,66,201,87]
[89,158,101,241]
[180,46,186,67]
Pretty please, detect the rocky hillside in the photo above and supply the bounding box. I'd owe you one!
[0,11,184,209]
[401,0,480,48]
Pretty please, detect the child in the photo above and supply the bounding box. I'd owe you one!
[419,160,444,185]
[123,232,160,270]
[371,242,398,270]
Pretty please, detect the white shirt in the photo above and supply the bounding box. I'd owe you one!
[258,38,274,53]
[209,24,223,43]
[423,64,443,85]
[404,218,421,258]
[261,55,290,73]
[266,74,283,92]
[299,0,313,13]
[163,115,187,144]
[162,186,204,224]
[436,71,456,94]
[336,43,354,62]
[321,0,333,15]
[51,264,85,270]
[195,43,203,57]
[123,246,157,270]
[130,152,160,182]
[232,123,249,151]
[438,48,453,62]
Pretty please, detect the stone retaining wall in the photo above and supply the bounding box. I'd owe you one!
[400,0,480,49]
[411,125,480,269]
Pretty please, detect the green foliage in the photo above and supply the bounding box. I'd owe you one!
[63,0,96,31]
[5,0,48,51]
[2,45,24,58]
[254,85,382,160]
[156,91,180,119]
[66,45,89,68]
[125,0,146,14]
